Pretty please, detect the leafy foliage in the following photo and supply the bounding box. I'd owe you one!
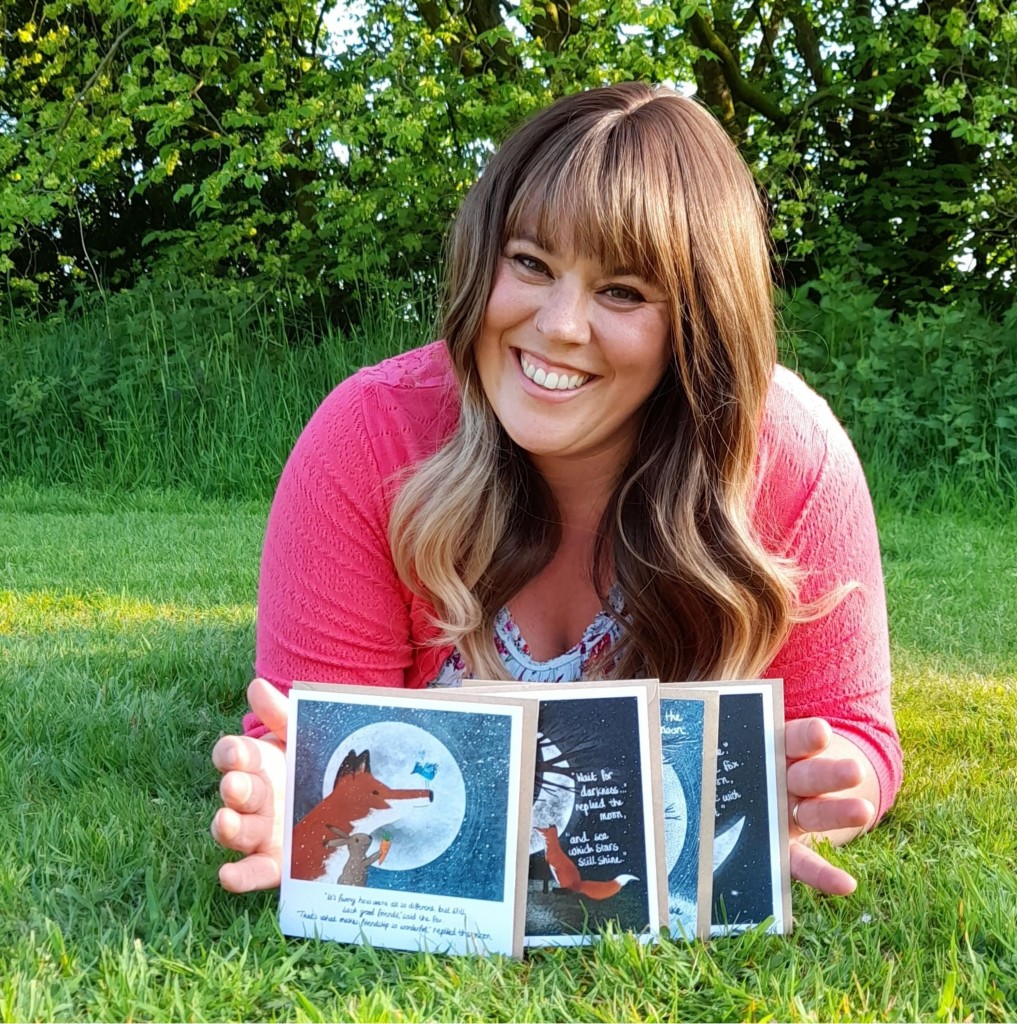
[1,1,1014,318]
[1,280,1013,507]
[781,279,1017,497]
[1,0,362,315]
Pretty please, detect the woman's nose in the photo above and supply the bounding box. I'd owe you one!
[533,279,590,345]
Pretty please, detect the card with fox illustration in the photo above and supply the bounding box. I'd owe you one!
[280,684,537,957]
[463,678,668,948]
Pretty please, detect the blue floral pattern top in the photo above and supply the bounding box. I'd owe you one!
[427,586,624,687]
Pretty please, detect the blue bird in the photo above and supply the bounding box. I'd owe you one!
[412,761,439,784]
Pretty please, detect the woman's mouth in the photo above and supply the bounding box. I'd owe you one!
[518,351,592,392]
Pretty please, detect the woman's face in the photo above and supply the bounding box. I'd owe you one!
[474,230,672,477]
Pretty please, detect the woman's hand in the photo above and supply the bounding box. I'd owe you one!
[211,678,289,892]
[786,717,879,896]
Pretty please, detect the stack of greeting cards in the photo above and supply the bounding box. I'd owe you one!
[277,678,790,958]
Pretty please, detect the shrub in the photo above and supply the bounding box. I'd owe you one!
[780,279,1017,509]
[2,275,1012,509]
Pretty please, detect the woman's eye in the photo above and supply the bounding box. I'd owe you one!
[604,285,645,303]
[512,253,548,275]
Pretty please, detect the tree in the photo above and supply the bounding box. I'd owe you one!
[1,0,1014,318]
[340,0,1016,307]
[0,0,348,312]
[678,0,1017,305]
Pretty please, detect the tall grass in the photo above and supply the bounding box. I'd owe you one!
[2,276,1014,510]
[0,280,426,499]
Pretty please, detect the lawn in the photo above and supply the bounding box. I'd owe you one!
[1,485,1015,1022]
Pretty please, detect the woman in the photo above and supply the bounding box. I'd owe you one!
[211,82,902,899]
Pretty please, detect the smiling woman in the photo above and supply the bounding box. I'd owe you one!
[475,240,671,466]
[391,86,796,685]
[211,83,902,900]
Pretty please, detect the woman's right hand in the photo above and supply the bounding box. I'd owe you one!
[211,678,289,892]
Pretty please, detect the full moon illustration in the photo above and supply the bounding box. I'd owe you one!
[530,737,575,854]
[662,763,688,874]
[323,722,465,871]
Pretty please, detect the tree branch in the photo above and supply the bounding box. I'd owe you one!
[43,24,133,178]
[688,11,788,127]
[311,3,328,56]
[415,0,443,31]
[531,0,574,54]
[784,0,831,90]
[748,0,782,80]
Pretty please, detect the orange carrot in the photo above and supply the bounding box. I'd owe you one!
[377,832,393,866]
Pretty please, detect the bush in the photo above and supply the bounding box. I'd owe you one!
[2,275,1013,510]
[781,279,1017,510]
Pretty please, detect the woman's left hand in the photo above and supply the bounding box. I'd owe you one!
[785,717,878,895]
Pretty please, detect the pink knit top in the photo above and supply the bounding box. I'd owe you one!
[249,342,902,818]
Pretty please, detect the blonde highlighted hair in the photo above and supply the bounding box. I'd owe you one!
[391,82,821,681]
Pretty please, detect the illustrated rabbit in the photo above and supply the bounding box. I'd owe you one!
[324,826,384,887]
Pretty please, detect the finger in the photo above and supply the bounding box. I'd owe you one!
[792,796,875,836]
[787,756,865,798]
[212,734,268,775]
[219,853,282,893]
[248,677,290,740]
[219,769,271,814]
[210,806,272,856]
[785,717,832,761]
[789,840,857,896]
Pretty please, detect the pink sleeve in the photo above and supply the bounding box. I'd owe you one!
[763,421,903,821]
[244,375,414,735]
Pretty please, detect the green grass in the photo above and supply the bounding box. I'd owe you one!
[1,487,1016,1021]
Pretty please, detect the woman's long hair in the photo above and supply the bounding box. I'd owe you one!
[391,82,820,681]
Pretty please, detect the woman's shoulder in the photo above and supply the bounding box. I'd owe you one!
[354,340,459,395]
[754,364,866,547]
[306,341,460,478]
[761,363,844,454]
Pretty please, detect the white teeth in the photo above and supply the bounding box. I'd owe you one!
[519,354,590,392]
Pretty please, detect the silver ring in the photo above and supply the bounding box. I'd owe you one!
[792,801,804,831]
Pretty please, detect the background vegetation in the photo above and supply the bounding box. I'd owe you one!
[1,277,1014,508]
[2,0,1015,510]
[2,0,1015,315]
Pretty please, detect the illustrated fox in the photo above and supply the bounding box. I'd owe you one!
[291,749,433,883]
[535,825,638,901]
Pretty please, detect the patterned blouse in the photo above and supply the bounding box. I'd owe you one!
[427,587,625,687]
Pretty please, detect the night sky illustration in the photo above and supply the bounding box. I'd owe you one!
[526,694,651,937]
[711,691,774,927]
[659,697,705,931]
[293,699,513,902]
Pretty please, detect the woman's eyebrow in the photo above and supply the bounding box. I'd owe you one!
[509,231,650,282]
[509,230,545,249]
